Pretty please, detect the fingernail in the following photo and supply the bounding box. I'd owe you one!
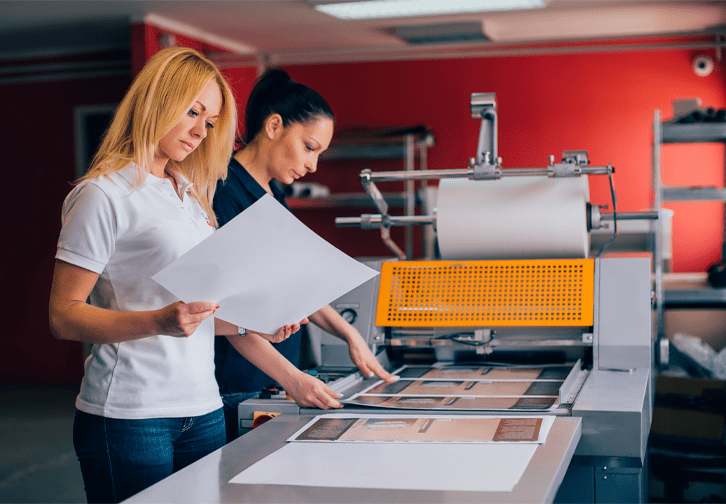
[215,304,220,309]
[367,372,375,378]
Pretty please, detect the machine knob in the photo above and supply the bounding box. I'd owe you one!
[340,308,357,324]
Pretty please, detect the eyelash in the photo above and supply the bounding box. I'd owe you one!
[188,109,215,129]
[305,144,314,151]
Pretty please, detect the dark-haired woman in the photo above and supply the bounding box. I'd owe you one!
[213,67,395,442]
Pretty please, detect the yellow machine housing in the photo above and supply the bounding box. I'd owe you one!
[376,259,594,328]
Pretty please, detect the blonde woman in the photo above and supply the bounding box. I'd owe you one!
[49,48,302,503]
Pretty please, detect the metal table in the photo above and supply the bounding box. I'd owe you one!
[125,414,582,504]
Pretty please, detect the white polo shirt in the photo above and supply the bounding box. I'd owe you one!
[56,163,223,419]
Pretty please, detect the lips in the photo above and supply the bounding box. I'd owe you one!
[181,140,195,150]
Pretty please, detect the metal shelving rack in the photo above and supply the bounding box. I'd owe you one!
[652,111,726,337]
[288,125,435,259]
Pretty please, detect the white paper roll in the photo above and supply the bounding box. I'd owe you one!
[436,176,590,260]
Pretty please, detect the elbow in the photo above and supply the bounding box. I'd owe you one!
[48,312,63,340]
[48,306,71,341]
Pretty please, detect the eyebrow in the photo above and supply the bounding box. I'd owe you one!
[194,101,220,118]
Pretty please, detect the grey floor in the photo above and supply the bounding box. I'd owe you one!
[0,384,86,504]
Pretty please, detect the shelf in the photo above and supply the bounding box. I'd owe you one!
[662,186,726,202]
[322,143,421,160]
[663,273,726,306]
[662,122,726,144]
[653,110,726,334]
[287,192,416,210]
[321,125,435,161]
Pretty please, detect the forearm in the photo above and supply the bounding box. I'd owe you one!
[224,331,300,388]
[309,305,395,381]
[308,305,355,342]
[224,330,344,409]
[49,301,162,344]
[49,260,163,344]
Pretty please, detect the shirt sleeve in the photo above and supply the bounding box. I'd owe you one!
[55,182,117,274]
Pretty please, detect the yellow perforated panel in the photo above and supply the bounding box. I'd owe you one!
[376,259,594,327]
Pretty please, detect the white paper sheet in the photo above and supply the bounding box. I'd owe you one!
[152,194,379,334]
[228,442,537,492]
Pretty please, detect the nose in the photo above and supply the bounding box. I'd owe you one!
[307,155,319,173]
[191,119,207,139]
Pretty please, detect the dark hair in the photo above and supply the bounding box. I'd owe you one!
[243,67,334,144]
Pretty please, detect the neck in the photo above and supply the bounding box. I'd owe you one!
[235,143,273,194]
[151,155,169,178]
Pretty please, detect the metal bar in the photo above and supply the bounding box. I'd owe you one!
[600,211,659,221]
[369,169,473,182]
[366,165,613,183]
[653,110,666,366]
[405,134,415,260]
[335,215,435,228]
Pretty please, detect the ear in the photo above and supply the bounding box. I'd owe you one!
[264,114,284,140]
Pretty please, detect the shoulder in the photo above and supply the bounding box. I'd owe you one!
[62,165,143,216]
[81,165,139,198]
[214,161,258,212]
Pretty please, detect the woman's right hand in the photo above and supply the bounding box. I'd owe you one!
[157,301,219,338]
[248,318,309,344]
[282,370,343,409]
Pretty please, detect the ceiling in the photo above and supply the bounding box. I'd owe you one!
[2,0,725,65]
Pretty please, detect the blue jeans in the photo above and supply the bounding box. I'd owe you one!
[73,408,225,503]
[221,391,258,443]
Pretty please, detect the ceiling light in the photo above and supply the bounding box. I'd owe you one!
[314,0,547,20]
[393,22,489,45]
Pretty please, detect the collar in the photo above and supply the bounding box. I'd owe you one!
[228,156,287,204]
[116,163,194,200]
[163,166,194,195]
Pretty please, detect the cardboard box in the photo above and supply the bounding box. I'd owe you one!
[651,374,726,443]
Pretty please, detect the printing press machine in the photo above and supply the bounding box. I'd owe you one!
[126,94,657,504]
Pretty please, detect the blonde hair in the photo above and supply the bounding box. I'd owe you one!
[83,47,237,226]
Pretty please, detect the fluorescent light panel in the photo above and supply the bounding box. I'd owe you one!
[315,0,546,20]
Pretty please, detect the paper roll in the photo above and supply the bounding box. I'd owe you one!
[436,176,590,260]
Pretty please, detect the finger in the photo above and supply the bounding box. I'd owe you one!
[315,394,342,410]
[299,317,309,325]
[352,358,376,379]
[321,387,343,408]
[186,301,218,315]
[369,363,397,381]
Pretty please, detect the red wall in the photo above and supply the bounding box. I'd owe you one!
[267,49,725,271]
[0,23,255,384]
[1,61,132,384]
[3,26,724,384]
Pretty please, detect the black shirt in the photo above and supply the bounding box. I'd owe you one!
[212,157,301,394]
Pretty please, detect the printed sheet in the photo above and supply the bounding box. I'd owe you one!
[341,364,571,411]
[289,414,553,444]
